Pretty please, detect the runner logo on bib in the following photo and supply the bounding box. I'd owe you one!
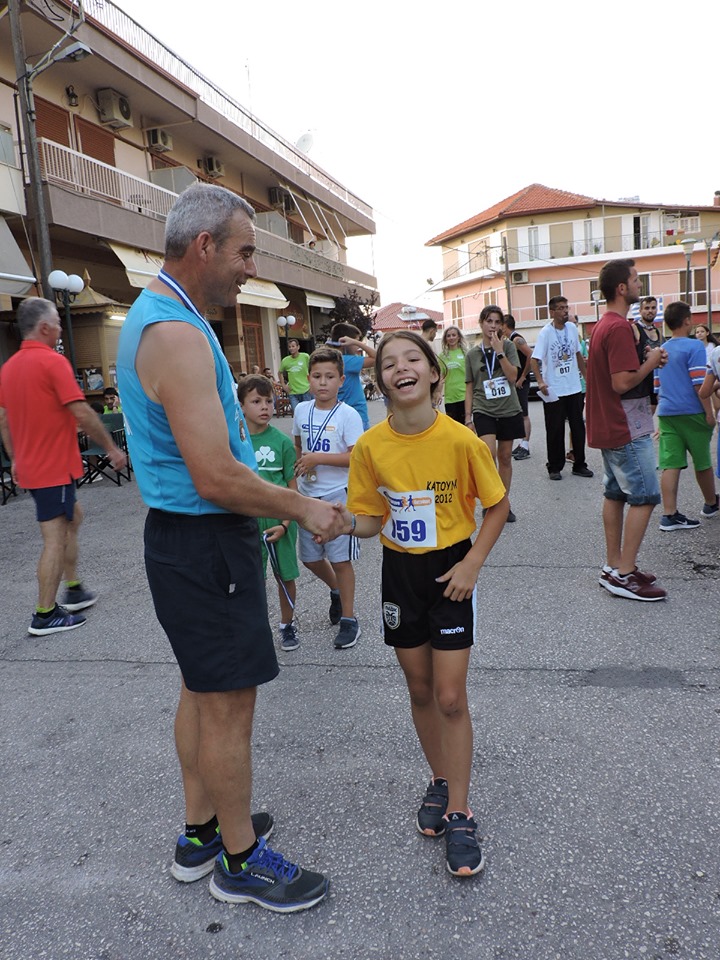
[379,487,437,548]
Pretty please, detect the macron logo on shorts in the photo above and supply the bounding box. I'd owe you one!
[440,626,465,635]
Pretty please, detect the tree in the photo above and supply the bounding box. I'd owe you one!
[322,288,379,340]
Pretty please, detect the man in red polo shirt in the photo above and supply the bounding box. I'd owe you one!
[0,297,127,635]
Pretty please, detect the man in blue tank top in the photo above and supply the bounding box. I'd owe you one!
[117,183,343,912]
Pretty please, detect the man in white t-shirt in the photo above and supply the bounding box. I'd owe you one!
[531,296,593,480]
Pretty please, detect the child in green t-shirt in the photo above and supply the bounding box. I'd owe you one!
[238,374,301,651]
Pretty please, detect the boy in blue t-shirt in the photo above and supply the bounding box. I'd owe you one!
[239,375,301,652]
[327,322,376,431]
[654,301,718,530]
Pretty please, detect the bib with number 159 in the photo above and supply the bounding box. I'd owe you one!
[379,487,437,548]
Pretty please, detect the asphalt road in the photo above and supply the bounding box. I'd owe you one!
[1,398,719,960]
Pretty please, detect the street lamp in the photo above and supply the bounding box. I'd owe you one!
[276,314,296,344]
[680,236,698,307]
[590,288,602,324]
[8,2,92,297]
[49,269,84,376]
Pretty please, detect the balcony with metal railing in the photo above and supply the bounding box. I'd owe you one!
[511,231,683,264]
[37,139,377,291]
[38,138,177,219]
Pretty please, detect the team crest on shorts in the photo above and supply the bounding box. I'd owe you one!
[383,602,401,630]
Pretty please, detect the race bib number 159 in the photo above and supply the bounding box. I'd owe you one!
[379,487,437,548]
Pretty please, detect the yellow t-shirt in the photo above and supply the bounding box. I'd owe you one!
[348,413,506,554]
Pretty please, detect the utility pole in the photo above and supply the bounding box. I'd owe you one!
[502,234,512,317]
[8,0,53,297]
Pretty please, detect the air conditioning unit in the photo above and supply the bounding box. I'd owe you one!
[268,187,284,207]
[97,88,132,129]
[203,156,225,179]
[512,270,529,284]
[147,128,173,153]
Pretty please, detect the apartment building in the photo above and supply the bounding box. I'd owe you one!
[427,183,720,345]
[0,0,377,388]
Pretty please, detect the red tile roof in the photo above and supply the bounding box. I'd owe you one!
[372,301,444,332]
[427,184,598,246]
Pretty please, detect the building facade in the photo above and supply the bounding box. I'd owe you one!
[0,0,377,389]
[427,184,720,345]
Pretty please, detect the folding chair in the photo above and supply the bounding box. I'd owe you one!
[1,440,17,505]
[76,414,132,487]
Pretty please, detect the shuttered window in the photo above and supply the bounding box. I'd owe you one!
[34,97,71,147]
[75,117,115,166]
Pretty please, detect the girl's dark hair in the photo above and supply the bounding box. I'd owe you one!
[375,331,441,401]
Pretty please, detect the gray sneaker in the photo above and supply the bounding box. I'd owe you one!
[659,512,700,531]
[280,622,300,651]
[334,617,360,649]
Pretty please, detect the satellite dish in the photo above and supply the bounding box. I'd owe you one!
[295,132,314,154]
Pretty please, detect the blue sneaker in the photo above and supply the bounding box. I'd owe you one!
[444,813,485,877]
[28,605,86,636]
[416,778,449,837]
[62,584,98,612]
[209,838,329,912]
[170,812,274,883]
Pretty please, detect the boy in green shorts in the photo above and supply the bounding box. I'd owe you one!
[238,375,301,650]
[654,301,719,531]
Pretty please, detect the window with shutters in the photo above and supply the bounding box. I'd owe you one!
[34,97,71,147]
[74,117,115,166]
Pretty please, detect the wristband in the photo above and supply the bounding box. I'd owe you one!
[281,521,289,531]
[350,513,357,534]
[465,415,474,423]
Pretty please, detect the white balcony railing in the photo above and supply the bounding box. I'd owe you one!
[83,0,372,221]
[37,139,376,288]
[38,139,177,219]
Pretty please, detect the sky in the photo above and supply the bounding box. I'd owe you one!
[102,0,718,310]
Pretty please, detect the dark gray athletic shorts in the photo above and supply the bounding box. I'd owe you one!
[144,509,279,693]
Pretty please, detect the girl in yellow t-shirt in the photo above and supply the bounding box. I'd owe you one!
[345,331,508,878]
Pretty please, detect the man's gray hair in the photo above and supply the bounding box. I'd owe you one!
[165,183,255,259]
[16,297,57,338]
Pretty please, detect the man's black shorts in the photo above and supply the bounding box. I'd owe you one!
[144,509,279,693]
[381,540,475,650]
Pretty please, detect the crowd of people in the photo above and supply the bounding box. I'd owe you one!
[3,181,719,918]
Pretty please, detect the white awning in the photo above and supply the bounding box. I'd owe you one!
[238,278,288,310]
[305,291,335,310]
[0,217,35,295]
[108,242,163,288]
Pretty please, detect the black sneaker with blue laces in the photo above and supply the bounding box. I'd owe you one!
[171,812,273,883]
[209,838,329,912]
[444,812,485,877]
[28,605,86,636]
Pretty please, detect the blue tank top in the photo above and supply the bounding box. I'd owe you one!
[117,288,256,514]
